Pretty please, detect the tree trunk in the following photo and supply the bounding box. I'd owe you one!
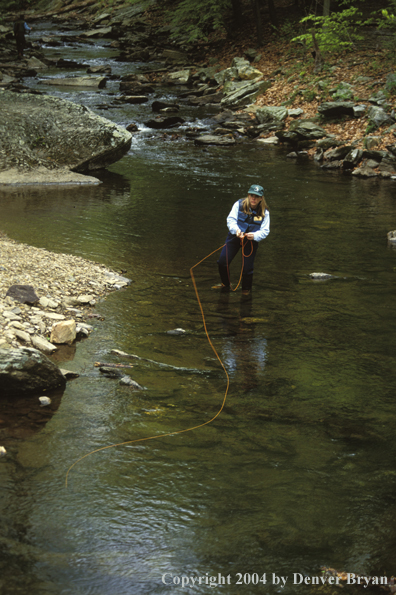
[252,0,263,45]
[323,0,331,16]
[231,0,243,23]
[311,28,323,72]
[267,0,279,29]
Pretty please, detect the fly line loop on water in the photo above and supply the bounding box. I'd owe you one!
[65,238,253,488]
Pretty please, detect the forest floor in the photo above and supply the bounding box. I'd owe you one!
[146,0,396,155]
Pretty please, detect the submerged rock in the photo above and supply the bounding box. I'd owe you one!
[309,272,336,280]
[43,75,107,88]
[387,230,396,244]
[194,135,236,146]
[119,376,144,389]
[0,347,66,397]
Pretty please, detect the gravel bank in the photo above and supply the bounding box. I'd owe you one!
[0,233,130,352]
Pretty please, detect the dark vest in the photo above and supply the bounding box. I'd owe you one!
[14,20,26,35]
[237,199,264,233]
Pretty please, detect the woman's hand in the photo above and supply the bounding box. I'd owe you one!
[236,229,244,238]
[245,233,254,240]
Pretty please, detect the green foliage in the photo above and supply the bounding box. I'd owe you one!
[278,19,298,40]
[376,0,396,56]
[168,0,231,43]
[291,4,366,56]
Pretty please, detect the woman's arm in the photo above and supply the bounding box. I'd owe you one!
[252,211,270,242]
[226,201,241,236]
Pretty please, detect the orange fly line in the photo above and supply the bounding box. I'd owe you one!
[65,238,253,488]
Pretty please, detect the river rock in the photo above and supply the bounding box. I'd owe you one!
[0,347,65,396]
[39,396,51,406]
[119,376,143,389]
[343,148,363,169]
[324,145,353,161]
[5,285,39,304]
[256,136,279,145]
[50,320,76,345]
[14,329,31,344]
[87,65,112,74]
[215,57,263,84]
[189,93,223,106]
[387,230,396,244]
[288,120,327,140]
[144,116,185,129]
[194,135,236,146]
[353,104,367,117]
[43,75,107,88]
[31,335,57,354]
[256,106,288,124]
[116,95,149,104]
[0,90,132,182]
[352,163,379,178]
[309,272,334,280]
[152,100,180,112]
[81,27,113,38]
[367,106,395,129]
[162,70,191,85]
[221,79,271,109]
[161,49,188,62]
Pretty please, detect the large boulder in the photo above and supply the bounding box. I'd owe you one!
[318,101,356,118]
[0,347,66,397]
[221,79,271,109]
[0,90,132,183]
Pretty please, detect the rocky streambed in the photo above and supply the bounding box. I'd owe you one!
[0,233,130,395]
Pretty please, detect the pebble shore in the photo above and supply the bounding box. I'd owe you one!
[0,233,130,352]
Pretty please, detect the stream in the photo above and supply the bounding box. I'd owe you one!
[1,21,396,595]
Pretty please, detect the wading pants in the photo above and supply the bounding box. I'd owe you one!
[217,232,258,291]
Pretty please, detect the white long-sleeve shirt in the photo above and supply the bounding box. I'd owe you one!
[226,200,270,243]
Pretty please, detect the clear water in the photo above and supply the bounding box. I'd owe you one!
[1,23,396,595]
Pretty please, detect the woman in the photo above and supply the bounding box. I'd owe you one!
[217,184,270,295]
[13,15,31,60]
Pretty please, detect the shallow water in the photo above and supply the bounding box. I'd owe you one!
[1,24,396,595]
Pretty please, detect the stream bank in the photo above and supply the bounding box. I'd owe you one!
[1,0,396,180]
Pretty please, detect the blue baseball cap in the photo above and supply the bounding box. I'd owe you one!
[248,184,264,196]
